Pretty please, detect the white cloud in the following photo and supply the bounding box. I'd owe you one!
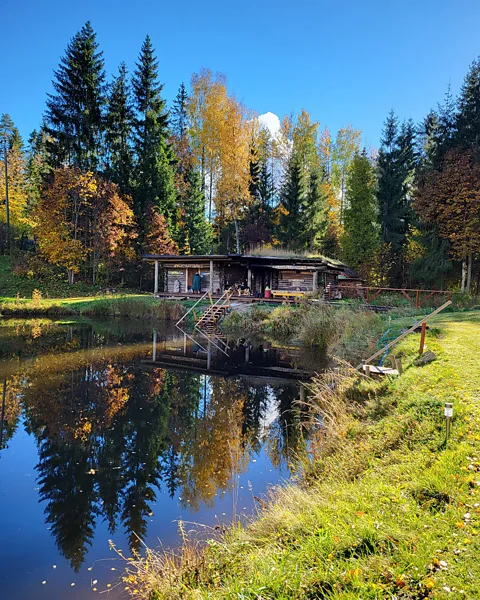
[258,112,281,138]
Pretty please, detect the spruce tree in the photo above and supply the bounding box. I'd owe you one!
[278,158,305,248]
[258,159,274,209]
[456,57,480,152]
[241,151,274,249]
[302,168,327,250]
[171,82,193,183]
[105,63,134,194]
[132,36,177,241]
[26,126,51,213]
[342,152,379,278]
[171,83,189,142]
[376,111,413,284]
[248,141,261,200]
[408,224,452,289]
[45,22,106,171]
[182,167,212,254]
[0,115,29,239]
[397,118,416,235]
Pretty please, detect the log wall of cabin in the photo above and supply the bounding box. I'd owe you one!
[277,270,314,291]
[165,264,223,293]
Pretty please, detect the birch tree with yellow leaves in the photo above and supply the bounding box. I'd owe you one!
[0,114,29,242]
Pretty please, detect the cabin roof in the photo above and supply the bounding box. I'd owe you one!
[142,253,347,271]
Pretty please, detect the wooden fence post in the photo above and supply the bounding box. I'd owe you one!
[419,322,427,355]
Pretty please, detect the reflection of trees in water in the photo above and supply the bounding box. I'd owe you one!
[264,383,307,472]
[36,438,98,571]
[2,338,307,569]
[178,377,251,511]
[0,377,23,451]
[241,381,270,453]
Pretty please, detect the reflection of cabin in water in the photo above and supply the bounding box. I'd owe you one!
[144,329,321,381]
[143,253,356,297]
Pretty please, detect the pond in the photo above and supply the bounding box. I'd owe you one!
[0,318,325,599]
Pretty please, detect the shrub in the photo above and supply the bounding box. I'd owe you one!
[267,304,300,338]
[32,289,42,308]
[297,306,336,348]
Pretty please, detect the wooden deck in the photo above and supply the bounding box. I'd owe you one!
[153,292,392,312]
[153,292,302,304]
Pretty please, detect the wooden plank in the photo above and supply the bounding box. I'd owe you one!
[362,365,399,376]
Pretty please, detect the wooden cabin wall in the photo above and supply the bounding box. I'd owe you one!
[277,270,314,291]
[166,270,186,292]
[165,265,223,293]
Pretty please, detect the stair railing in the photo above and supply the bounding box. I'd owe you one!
[175,291,209,327]
[196,288,232,326]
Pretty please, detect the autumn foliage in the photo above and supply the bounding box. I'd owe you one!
[415,149,480,289]
[34,167,136,283]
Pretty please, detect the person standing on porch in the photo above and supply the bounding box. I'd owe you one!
[192,272,202,294]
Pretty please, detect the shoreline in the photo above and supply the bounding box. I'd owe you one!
[124,311,480,599]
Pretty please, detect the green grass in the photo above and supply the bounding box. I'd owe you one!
[125,311,480,599]
[0,255,102,297]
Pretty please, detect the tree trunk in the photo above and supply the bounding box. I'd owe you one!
[68,269,75,285]
[234,218,241,254]
[466,253,472,294]
[461,259,467,292]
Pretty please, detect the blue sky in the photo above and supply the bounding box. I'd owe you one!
[2,0,480,149]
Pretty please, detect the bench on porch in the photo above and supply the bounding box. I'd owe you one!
[271,290,306,299]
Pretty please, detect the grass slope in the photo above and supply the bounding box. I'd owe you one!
[0,294,185,319]
[127,311,480,599]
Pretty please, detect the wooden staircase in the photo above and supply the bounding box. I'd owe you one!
[195,289,232,332]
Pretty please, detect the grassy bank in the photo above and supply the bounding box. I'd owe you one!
[222,303,391,365]
[125,311,480,599]
[0,255,102,297]
[0,294,184,320]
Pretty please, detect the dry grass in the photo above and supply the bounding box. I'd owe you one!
[111,523,214,599]
[246,244,344,266]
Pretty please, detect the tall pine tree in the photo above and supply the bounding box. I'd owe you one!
[278,157,305,248]
[301,168,328,251]
[105,62,134,194]
[26,125,51,214]
[132,36,177,243]
[182,167,212,254]
[45,22,106,171]
[171,83,189,142]
[376,111,413,284]
[456,57,480,153]
[342,151,379,279]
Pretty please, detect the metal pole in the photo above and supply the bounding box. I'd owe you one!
[444,402,453,442]
[154,260,159,294]
[152,330,157,362]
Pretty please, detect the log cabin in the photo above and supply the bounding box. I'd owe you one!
[143,253,358,298]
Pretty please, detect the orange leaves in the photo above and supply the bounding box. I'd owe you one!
[415,149,480,261]
[34,166,137,280]
[144,203,177,255]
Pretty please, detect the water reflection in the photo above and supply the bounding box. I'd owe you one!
[0,319,323,577]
